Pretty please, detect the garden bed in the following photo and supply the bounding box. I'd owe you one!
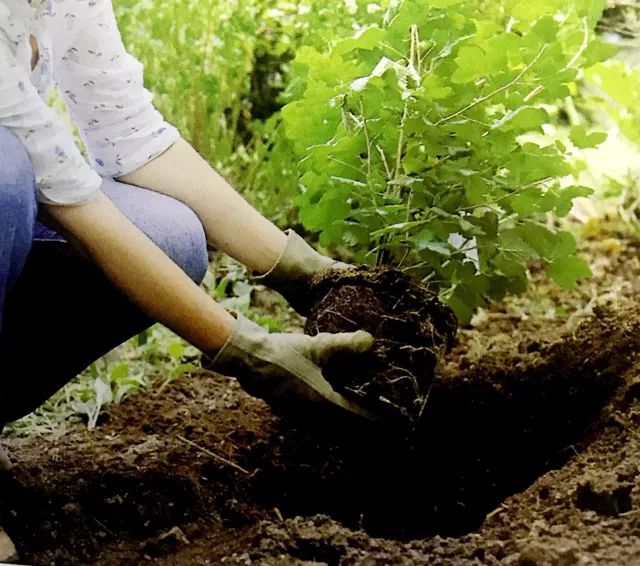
[3,234,640,565]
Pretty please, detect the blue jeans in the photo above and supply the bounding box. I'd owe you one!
[0,127,208,424]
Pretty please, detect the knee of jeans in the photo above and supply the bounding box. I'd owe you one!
[153,203,209,284]
[0,127,37,224]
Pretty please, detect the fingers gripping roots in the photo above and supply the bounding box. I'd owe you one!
[305,267,457,426]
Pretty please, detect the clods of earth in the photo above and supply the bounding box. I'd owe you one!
[4,234,640,565]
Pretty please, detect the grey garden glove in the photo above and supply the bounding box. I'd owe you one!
[254,229,348,315]
[0,439,11,471]
[209,313,375,419]
[0,528,18,564]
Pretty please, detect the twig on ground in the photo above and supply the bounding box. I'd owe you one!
[486,503,508,520]
[176,434,250,475]
[324,309,360,329]
[92,516,116,537]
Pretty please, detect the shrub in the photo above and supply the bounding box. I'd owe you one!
[278,0,615,321]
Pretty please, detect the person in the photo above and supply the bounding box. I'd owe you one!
[0,0,375,560]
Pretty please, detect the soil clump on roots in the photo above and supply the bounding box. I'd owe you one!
[3,236,640,564]
[305,267,458,426]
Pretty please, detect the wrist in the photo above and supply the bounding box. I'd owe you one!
[208,310,238,353]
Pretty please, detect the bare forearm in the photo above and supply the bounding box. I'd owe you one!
[120,138,287,273]
[44,193,235,352]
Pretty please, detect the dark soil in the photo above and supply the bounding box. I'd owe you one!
[3,235,640,565]
[305,267,458,427]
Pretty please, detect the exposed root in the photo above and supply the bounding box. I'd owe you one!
[305,267,458,425]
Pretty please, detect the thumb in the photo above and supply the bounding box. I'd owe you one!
[309,330,375,365]
[330,260,351,271]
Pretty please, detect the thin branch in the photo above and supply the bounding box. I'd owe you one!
[376,144,393,179]
[435,45,549,127]
[460,176,555,213]
[359,98,381,208]
[359,99,373,181]
[523,84,545,103]
[566,17,590,70]
[393,102,410,190]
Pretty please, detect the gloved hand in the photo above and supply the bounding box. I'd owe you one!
[254,229,349,315]
[208,313,375,419]
[0,443,11,471]
[0,528,18,564]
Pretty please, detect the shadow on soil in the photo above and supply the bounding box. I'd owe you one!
[251,307,630,540]
[1,307,637,565]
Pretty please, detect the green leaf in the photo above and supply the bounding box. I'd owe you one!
[420,74,454,101]
[555,185,593,216]
[214,275,232,300]
[509,223,554,259]
[168,342,186,359]
[430,0,465,6]
[582,37,618,67]
[531,16,560,41]
[173,363,196,378]
[586,61,639,108]
[547,255,592,288]
[493,106,550,132]
[451,46,486,84]
[110,363,129,382]
[570,125,608,149]
[413,227,452,256]
[137,329,150,347]
[446,294,475,325]
[509,188,544,215]
[300,195,352,232]
[334,27,387,56]
[547,230,578,261]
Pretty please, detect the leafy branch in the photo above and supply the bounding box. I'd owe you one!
[435,44,549,127]
[282,0,611,322]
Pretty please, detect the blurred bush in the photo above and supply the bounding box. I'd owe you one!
[114,0,388,223]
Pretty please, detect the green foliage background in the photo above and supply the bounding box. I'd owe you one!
[113,0,386,223]
[115,0,619,322]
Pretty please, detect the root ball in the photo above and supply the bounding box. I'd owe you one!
[305,267,458,425]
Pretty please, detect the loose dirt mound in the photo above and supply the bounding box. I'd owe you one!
[3,236,640,565]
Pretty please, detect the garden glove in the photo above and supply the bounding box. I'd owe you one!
[254,229,349,315]
[0,528,18,564]
[208,313,376,419]
[0,443,11,471]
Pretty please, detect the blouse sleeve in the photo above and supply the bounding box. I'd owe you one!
[0,9,102,205]
[49,0,181,179]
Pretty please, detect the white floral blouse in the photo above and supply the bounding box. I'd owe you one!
[0,0,180,205]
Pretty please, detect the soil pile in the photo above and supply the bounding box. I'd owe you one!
[2,236,640,564]
[305,267,458,426]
